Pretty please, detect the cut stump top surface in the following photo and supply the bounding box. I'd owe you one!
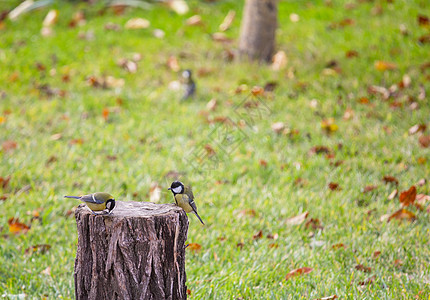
[76,200,184,218]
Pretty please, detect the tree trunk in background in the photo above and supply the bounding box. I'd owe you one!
[74,201,188,300]
[239,0,278,62]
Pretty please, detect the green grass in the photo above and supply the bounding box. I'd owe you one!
[1,0,430,298]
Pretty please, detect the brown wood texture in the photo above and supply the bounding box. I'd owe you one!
[239,0,278,62]
[74,201,188,300]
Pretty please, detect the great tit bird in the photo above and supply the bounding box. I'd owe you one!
[168,181,204,225]
[181,69,196,100]
[64,192,116,215]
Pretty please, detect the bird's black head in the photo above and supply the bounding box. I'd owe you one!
[106,198,116,212]
[168,181,184,195]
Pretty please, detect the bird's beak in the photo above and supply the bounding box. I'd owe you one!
[168,188,171,190]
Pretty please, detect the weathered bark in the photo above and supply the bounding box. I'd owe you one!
[239,0,278,62]
[74,201,188,300]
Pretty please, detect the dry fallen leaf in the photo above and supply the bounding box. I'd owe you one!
[25,244,51,255]
[388,208,416,222]
[285,267,313,280]
[271,122,285,134]
[219,10,235,31]
[374,61,397,71]
[236,209,256,218]
[363,185,378,193]
[328,182,341,191]
[399,186,416,207]
[383,175,399,185]
[187,243,201,252]
[69,138,84,145]
[305,218,323,230]
[8,217,30,234]
[186,15,202,26]
[42,9,58,27]
[212,32,232,43]
[355,264,371,273]
[251,86,264,96]
[331,243,346,250]
[372,251,381,259]
[271,50,288,71]
[418,135,430,148]
[290,13,300,22]
[388,189,398,200]
[253,230,263,240]
[408,124,426,135]
[309,146,331,155]
[206,98,217,111]
[2,140,17,152]
[286,211,308,225]
[315,295,337,300]
[358,275,375,286]
[167,0,189,15]
[0,175,11,189]
[418,14,430,27]
[321,118,338,133]
[102,108,110,121]
[125,18,150,29]
[149,182,161,203]
[41,266,51,276]
[167,56,180,72]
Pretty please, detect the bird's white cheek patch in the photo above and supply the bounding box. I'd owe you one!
[172,186,182,194]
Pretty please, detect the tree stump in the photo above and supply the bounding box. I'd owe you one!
[74,201,188,300]
[238,0,278,62]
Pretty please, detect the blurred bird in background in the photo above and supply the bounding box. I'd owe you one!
[181,69,196,100]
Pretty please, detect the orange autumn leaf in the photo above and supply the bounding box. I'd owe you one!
[331,243,346,250]
[285,267,313,280]
[8,217,30,234]
[0,116,5,124]
[259,159,268,167]
[363,185,378,193]
[0,175,11,189]
[374,60,397,71]
[69,138,84,145]
[253,230,263,240]
[102,108,110,121]
[251,86,264,96]
[328,182,341,191]
[418,135,430,148]
[382,175,399,185]
[399,186,416,207]
[388,208,416,222]
[355,264,371,273]
[187,243,202,252]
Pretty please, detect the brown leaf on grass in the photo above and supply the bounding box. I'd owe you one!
[388,189,398,200]
[408,124,426,135]
[268,243,279,249]
[187,289,192,295]
[383,176,399,185]
[331,243,346,250]
[418,135,430,148]
[68,10,85,28]
[8,217,30,234]
[204,144,216,156]
[0,175,11,189]
[358,275,375,286]
[329,18,354,29]
[2,140,17,152]
[363,185,378,193]
[69,138,84,145]
[253,230,263,240]
[259,159,267,167]
[25,244,51,255]
[328,182,341,191]
[0,195,8,201]
[399,186,416,207]
[166,56,180,72]
[285,267,313,280]
[251,86,264,96]
[355,264,371,273]
[266,233,278,240]
[41,266,51,276]
[43,9,58,27]
[346,50,359,58]
[417,157,427,165]
[305,218,323,230]
[394,259,403,267]
[219,10,235,31]
[236,242,244,249]
[206,98,217,111]
[374,61,397,71]
[372,251,381,259]
[418,15,430,27]
[286,211,308,225]
[416,194,430,207]
[388,208,416,222]
[187,243,201,252]
[309,145,331,155]
[149,182,161,203]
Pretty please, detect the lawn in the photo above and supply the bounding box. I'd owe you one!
[1,0,430,298]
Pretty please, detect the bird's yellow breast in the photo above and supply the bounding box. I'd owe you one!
[174,194,193,213]
[85,202,107,211]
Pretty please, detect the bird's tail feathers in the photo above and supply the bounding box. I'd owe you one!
[64,196,80,199]
[193,211,205,225]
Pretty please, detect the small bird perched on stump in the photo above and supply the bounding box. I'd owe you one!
[64,192,116,214]
[181,69,196,100]
[168,181,204,225]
